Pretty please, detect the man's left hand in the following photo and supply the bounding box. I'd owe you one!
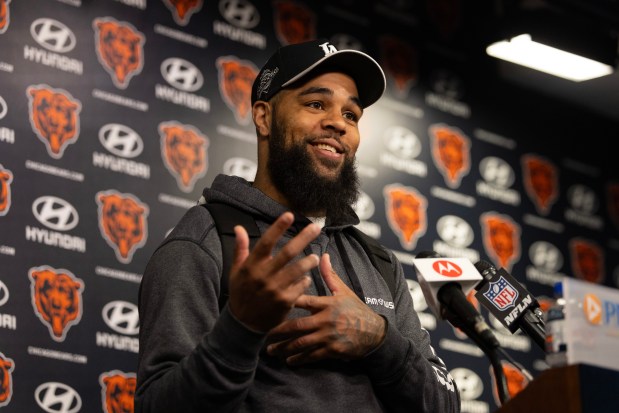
[266,253,387,365]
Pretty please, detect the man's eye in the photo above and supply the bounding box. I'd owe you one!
[344,112,359,122]
[307,101,323,109]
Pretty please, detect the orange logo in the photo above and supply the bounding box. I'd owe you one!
[0,0,10,34]
[606,182,619,230]
[273,0,315,45]
[0,352,14,407]
[100,370,136,413]
[159,121,209,192]
[491,360,530,406]
[0,164,13,216]
[430,124,470,188]
[216,56,258,125]
[26,84,81,159]
[93,17,145,89]
[96,190,149,264]
[570,238,604,284]
[28,266,84,342]
[481,212,521,272]
[162,0,203,26]
[522,154,559,215]
[384,184,427,250]
[583,293,603,325]
[379,34,418,96]
[432,260,463,277]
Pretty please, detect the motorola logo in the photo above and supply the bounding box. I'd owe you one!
[223,157,257,181]
[220,0,260,29]
[352,190,375,221]
[35,382,82,413]
[30,18,76,53]
[567,184,598,215]
[479,156,515,189]
[384,126,421,159]
[99,124,144,158]
[32,196,79,231]
[0,95,7,120]
[161,58,204,92]
[102,300,140,335]
[529,241,563,273]
[0,280,8,306]
[450,368,483,401]
[436,215,473,248]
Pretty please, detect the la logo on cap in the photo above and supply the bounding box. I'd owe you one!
[319,42,337,56]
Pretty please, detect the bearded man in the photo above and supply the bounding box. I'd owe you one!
[136,39,460,413]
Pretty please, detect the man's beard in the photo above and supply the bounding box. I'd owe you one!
[267,118,359,221]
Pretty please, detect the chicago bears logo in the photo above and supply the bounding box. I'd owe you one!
[430,124,471,188]
[491,360,530,406]
[0,164,13,216]
[29,266,84,342]
[93,17,145,89]
[0,352,14,407]
[27,84,81,159]
[522,154,559,215]
[273,0,315,45]
[96,190,149,264]
[570,238,604,284]
[216,56,258,125]
[384,184,427,250]
[159,121,209,192]
[481,212,521,272]
[0,0,10,34]
[378,34,418,96]
[162,0,203,26]
[99,370,136,413]
[606,182,619,230]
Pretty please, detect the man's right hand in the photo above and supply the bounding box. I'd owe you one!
[227,212,320,333]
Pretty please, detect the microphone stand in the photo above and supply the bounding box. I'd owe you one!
[442,308,510,405]
[520,307,547,351]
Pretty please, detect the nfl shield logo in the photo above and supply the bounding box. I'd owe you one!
[483,276,519,310]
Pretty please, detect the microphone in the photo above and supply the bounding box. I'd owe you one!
[473,260,546,350]
[413,251,499,349]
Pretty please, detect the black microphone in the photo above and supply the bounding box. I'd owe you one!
[473,260,546,350]
[414,251,500,350]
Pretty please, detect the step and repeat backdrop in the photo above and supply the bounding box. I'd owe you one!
[1,0,619,412]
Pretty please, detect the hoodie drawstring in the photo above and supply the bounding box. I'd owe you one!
[304,245,327,297]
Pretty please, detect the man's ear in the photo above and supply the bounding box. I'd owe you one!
[252,101,272,138]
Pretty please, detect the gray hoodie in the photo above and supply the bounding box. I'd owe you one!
[136,174,460,412]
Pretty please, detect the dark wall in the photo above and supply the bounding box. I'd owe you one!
[0,1,618,412]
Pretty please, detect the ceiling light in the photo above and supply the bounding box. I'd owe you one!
[486,34,614,82]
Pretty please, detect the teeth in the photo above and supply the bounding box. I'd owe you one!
[316,143,337,153]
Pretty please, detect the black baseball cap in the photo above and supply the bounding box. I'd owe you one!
[251,38,386,109]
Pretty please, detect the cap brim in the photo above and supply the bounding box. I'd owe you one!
[281,50,386,108]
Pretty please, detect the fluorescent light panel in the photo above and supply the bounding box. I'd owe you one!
[486,34,614,82]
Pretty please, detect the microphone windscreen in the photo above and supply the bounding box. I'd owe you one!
[415,251,441,259]
[474,259,494,273]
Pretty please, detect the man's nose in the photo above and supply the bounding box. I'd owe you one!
[320,110,347,134]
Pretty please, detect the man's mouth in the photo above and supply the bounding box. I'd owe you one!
[314,143,339,154]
